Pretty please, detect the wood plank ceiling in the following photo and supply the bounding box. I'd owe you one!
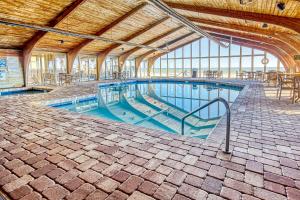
[0,0,299,70]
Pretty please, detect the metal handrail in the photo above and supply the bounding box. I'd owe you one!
[181,97,231,153]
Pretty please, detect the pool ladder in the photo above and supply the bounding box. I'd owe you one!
[181,97,231,154]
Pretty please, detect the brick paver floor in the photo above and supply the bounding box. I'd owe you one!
[0,80,299,200]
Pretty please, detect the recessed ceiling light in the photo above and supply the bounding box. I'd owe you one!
[262,23,268,28]
[240,0,254,5]
[277,2,286,11]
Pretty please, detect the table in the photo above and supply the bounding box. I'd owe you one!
[58,73,73,85]
[244,72,256,80]
[42,73,55,85]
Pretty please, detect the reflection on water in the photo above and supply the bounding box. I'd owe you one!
[99,82,241,119]
[56,81,242,138]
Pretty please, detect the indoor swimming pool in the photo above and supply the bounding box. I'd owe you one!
[51,80,243,139]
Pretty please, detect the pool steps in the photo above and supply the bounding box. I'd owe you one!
[124,95,214,137]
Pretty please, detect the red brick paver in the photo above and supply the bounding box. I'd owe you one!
[0,80,300,200]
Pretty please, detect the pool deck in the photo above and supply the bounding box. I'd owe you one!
[0,79,299,200]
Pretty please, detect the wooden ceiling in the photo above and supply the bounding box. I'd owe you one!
[0,0,299,70]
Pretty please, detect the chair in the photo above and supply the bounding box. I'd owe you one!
[248,72,255,80]
[276,73,293,100]
[236,71,243,79]
[72,72,81,83]
[206,70,213,79]
[58,73,66,85]
[255,71,263,81]
[112,71,118,80]
[42,73,54,85]
[30,75,40,86]
[65,74,72,85]
[89,74,97,81]
[266,71,278,86]
[292,76,300,103]
[216,71,223,79]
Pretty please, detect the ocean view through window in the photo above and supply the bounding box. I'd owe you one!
[147,38,285,79]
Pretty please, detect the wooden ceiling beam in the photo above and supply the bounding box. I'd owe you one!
[67,2,148,73]
[188,17,300,53]
[22,0,88,86]
[166,2,300,34]
[118,25,185,68]
[97,16,169,57]
[23,0,88,50]
[93,17,169,77]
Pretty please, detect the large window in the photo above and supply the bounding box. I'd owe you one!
[149,38,285,78]
[73,55,97,81]
[266,53,278,71]
[28,52,67,85]
[123,59,135,78]
[220,57,229,78]
[29,52,99,85]
[161,58,167,77]
[101,57,118,79]
[138,60,148,78]
[231,57,240,78]
[241,56,252,72]
[153,59,160,77]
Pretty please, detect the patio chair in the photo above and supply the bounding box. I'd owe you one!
[216,71,223,79]
[89,74,97,81]
[255,71,263,81]
[276,73,293,100]
[247,72,255,80]
[58,73,66,85]
[72,72,81,83]
[292,76,300,104]
[65,74,72,85]
[205,70,213,79]
[42,73,55,85]
[266,71,278,86]
[30,75,40,86]
[236,71,243,79]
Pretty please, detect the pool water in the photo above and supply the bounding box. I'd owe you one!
[52,80,242,139]
[0,89,48,96]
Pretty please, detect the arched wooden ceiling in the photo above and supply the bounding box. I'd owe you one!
[210,33,294,68]
[0,0,299,72]
[162,0,300,69]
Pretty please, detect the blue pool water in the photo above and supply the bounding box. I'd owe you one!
[52,80,242,138]
[0,89,48,96]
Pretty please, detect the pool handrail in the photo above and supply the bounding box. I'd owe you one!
[181,97,231,154]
